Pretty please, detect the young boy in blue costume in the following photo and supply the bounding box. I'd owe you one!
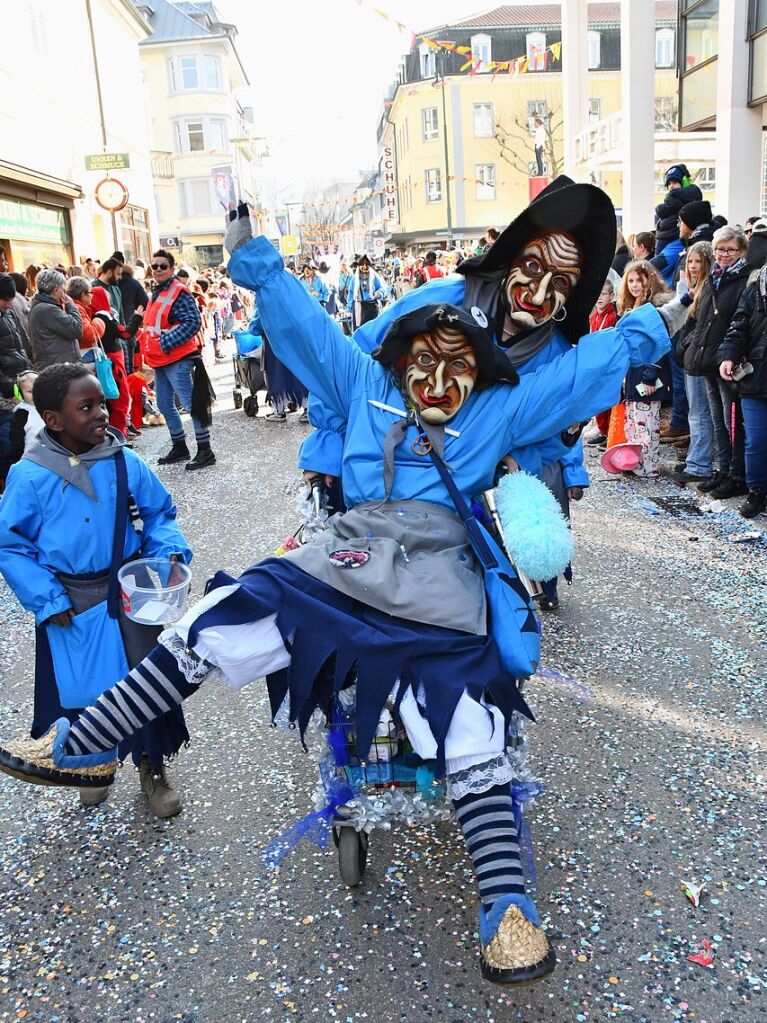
[0,213,673,986]
[0,363,192,817]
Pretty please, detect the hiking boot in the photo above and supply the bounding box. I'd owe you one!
[158,441,190,465]
[660,427,689,444]
[697,470,727,493]
[185,443,216,471]
[79,785,110,806]
[740,490,766,519]
[585,434,607,447]
[139,757,182,818]
[671,470,710,486]
[709,476,749,500]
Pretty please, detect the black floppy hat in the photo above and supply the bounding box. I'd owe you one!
[456,175,617,344]
[373,303,518,389]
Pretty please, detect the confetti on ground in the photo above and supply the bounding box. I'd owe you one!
[0,382,765,1021]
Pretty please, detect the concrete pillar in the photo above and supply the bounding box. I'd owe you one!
[714,0,762,222]
[620,0,656,233]
[561,0,589,179]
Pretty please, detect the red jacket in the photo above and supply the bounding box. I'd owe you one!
[589,304,618,332]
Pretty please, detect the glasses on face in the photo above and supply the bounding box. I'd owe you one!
[714,247,740,255]
[151,262,170,271]
[744,228,753,236]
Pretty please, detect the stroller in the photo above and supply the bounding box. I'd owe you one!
[231,328,266,417]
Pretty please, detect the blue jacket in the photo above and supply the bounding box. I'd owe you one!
[300,275,330,304]
[651,238,684,287]
[229,238,669,509]
[347,269,386,310]
[0,448,192,626]
[300,275,589,487]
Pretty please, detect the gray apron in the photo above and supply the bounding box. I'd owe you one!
[283,499,487,636]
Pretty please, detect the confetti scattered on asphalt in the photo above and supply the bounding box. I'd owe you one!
[0,366,765,1021]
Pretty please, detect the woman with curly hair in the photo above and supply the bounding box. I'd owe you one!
[617,260,672,476]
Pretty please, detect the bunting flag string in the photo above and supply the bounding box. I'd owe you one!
[354,0,563,77]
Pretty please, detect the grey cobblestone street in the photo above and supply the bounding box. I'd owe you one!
[0,356,765,1023]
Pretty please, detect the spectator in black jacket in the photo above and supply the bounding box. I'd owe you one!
[0,274,33,488]
[611,229,631,276]
[718,219,767,517]
[119,264,149,373]
[679,226,751,497]
[654,165,703,249]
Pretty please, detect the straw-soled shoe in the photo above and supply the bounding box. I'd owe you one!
[479,896,556,986]
[0,719,117,788]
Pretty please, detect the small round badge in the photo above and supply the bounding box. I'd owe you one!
[329,550,370,569]
[470,306,488,329]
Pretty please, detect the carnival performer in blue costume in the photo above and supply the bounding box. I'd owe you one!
[0,208,672,986]
[0,363,192,817]
[301,177,607,608]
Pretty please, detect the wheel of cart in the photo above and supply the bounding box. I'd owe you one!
[325,697,447,888]
[332,821,369,886]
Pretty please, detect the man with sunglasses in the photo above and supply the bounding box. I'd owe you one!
[138,250,215,471]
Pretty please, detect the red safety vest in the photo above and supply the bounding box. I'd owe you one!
[138,277,201,368]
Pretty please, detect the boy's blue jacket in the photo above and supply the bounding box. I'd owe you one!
[300,274,590,487]
[229,238,670,507]
[300,275,330,304]
[0,436,192,626]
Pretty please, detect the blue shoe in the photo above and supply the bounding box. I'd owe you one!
[0,718,117,789]
[479,894,556,985]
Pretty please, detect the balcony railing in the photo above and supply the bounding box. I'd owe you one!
[151,151,174,179]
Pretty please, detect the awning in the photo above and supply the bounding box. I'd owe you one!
[0,160,83,207]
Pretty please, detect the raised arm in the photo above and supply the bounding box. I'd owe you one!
[228,227,368,422]
[498,303,671,450]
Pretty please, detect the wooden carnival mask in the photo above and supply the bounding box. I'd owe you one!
[403,322,478,424]
[503,231,582,332]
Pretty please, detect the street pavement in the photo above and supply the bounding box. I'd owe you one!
[0,353,765,1023]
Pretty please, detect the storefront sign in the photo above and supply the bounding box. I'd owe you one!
[95,177,129,212]
[281,234,299,256]
[381,145,399,225]
[85,153,131,171]
[0,198,70,243]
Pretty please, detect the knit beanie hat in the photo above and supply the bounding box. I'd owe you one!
[664,164,691,187]
[0,273,16,300]
[679,200,712,229]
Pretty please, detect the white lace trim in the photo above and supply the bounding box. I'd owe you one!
[158,629,223,687]
[446,753,516,801]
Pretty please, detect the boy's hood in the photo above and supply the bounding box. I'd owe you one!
[23,426,125,499]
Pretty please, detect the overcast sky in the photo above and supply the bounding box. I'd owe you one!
[217,0,494,198]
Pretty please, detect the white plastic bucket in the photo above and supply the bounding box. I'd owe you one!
[118,558,192,625]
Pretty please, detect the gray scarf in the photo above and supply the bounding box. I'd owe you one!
[23,427,125,500]
[381,404,448,499]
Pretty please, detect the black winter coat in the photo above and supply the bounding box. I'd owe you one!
[611,246,631,276]
[654,183,703,244]
[0,308,32,399]
[717,273,767,399]
[679,265,752,377]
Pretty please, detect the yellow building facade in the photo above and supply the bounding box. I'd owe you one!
[388,68,715,248]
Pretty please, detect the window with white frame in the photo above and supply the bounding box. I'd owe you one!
[178,178,217,218]
[425,168,442,203]
[655,28,675,68]
[587,31,601,69]
[588,98,601,122]
[694,166,716,190]
[169,54,222,92]
[471,33,492,67]
[473,102,494,137]
[525,32,547,71]
[419,42,436,78]
[422,107,439,141]
[475,163,496,200]
[526,99,549,133]
[173,117,228,154]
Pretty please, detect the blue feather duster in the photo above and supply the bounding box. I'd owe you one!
[495,472,574,582]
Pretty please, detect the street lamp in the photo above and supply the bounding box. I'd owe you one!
[434,51,454,248]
